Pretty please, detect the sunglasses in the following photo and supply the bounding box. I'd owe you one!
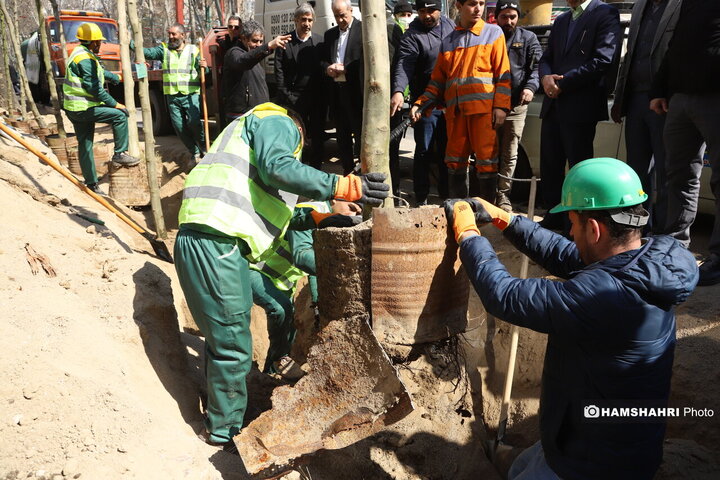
[228,25,240,30]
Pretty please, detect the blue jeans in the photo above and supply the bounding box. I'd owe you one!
[508,442,561,480]
[413,109,448,201]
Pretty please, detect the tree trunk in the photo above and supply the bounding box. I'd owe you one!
[117,0,141,157]
[0,11,18,112]
[48,0,69,67]
[127,0,167,239]
[360,0,391,208]
[36,0,66,136]
[0,0,47,127]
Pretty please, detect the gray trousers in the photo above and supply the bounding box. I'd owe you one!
[663,92,720,255]
[625,91,667,232]
[497,104,528,195]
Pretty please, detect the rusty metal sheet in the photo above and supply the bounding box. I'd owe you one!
[234,316,414,477]
[371,207,470,345]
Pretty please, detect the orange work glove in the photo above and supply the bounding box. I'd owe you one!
[469,197,514,230]
[444,199,480,242]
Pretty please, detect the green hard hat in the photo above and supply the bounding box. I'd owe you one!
[549,158,648,214]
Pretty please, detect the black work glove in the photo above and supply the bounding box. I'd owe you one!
[335,172,390,208]
[359,172,390,207]
[443,198,462,224]
[444,198,493,225]
[464,197,494,226]
[317,214,362,229]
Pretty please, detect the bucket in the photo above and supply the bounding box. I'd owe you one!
[108,160,160,207]
[67,147,82,175]
[371,207,470,345]
[519,0,553,26]
[94,145,110,176]
[45,133,77,167]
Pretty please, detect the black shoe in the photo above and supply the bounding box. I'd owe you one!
[86,183,102,195]
[698,254,720,286]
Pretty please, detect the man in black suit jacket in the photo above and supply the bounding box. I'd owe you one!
[275,3,326,169]
[537,0,621,229]
[321,0,364,175]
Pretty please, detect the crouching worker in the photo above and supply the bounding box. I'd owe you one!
[445,158,698,479]
[63,23,140,194]
[173,102,388,450]
[250,200,361,379]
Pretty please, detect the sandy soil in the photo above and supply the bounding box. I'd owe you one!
[0,117,718,479]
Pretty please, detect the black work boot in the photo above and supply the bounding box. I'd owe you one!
[448,168,469,198]
[86,183,103,194]
[112,151,140,167]
[473,172,498,203]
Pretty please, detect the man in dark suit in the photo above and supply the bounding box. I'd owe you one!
[321,0,364,175]
[275,3,326,169]
[612,0,682,232]
[538,0,621,229]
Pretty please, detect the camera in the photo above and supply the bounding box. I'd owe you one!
[584,405,600,418]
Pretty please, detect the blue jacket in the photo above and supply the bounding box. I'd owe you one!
[538,0,621,122]
[505,27,542,108]
[460,216,699,480]
[391,15,456,102]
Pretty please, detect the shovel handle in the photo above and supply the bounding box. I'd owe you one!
[198,39,211,152]
[0,120,151,237]
[497,176,538,443]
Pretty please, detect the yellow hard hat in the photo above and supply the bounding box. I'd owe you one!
[76,22,106,41]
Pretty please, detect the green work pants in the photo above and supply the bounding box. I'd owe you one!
[167,93,204,156]
[66,107,129,185]
[174,227,252,444]
[248,270,296,373]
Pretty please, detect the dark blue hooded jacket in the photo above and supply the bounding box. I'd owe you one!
[460,216,699,480]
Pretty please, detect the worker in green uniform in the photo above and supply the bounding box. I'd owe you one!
[250,200,361,378]
[63,23,139,194]
[138,23,206,162]
[174,102,388,450]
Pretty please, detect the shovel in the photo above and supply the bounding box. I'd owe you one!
[0,121,174,263]
[198,39,211,153]
[487,175,538,461]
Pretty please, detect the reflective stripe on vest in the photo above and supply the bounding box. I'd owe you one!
[63,45,104,111]
[250,201,331,291]
[250,242,305,292]
[161,44,200,95]
[178,103,302,263]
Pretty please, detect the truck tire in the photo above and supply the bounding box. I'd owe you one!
[150,88,173,136]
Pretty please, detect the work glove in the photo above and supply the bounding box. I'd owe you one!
[115,103,130,117]
[467,197,514,230]
[311,210,362,229]
[443,199,480,243]
[334,172,390,208]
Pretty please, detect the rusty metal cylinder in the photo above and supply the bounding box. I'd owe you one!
[371,207,469,345]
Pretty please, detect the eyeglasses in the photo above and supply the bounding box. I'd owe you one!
[228,25,240,30]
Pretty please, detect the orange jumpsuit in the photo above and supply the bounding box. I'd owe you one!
[417,20,511,175]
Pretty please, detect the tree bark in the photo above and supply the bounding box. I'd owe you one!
[128,0,167,238]
[36,0,66,136]
[0,10,18,112]
[0,0,47,127]
[360,0,391,208]
[117,0,141,157]
[48,0,69,67]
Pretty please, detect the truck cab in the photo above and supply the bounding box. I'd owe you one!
[45,10,121,78]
